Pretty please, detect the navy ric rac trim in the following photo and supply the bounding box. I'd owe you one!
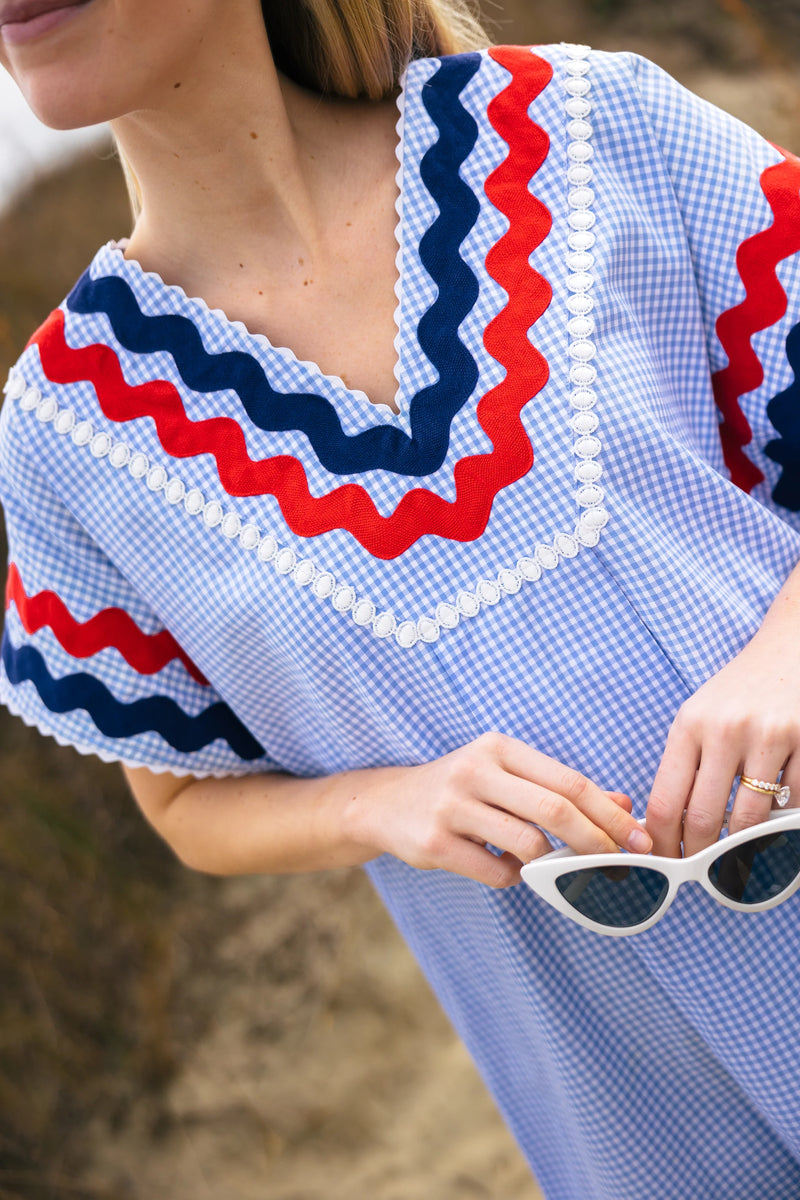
[2,633,265,760]
[765,320,800,511]
[66,53,482,479]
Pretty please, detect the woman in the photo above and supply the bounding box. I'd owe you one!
[1,0,800,1196]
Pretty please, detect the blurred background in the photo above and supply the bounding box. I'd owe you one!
[1,2,798,1197]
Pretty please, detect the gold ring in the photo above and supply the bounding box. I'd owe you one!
[740,775,791,808]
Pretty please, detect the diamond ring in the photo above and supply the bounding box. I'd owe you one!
[740,775,791,808]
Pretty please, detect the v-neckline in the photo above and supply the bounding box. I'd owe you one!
[114,67,411,423]
[45,45,607,571]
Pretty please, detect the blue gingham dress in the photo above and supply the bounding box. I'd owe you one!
[3,43,800,1198]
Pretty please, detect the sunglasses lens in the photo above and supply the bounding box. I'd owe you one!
[708,829,800,905]
[555,865,670,929]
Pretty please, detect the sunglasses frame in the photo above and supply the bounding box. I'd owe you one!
[520,809,800,937]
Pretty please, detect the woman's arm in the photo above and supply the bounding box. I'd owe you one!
[646,558,800,857]
[124,733,651,888]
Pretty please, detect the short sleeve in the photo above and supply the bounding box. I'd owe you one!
[0,385,270,777]
[623,52,800,525]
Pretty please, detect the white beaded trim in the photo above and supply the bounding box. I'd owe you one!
[563,43,607,548]
[4,47,606,651]
[4,370,599,650]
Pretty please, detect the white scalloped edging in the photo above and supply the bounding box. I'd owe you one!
[106,73,408,422]
[389,66,408,414]
[4,46,607,652]
[0,673,252,777]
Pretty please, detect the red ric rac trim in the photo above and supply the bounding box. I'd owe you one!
[712,146,800,492]
[29,50,554,560]
[5,562,209,685]
[481,46,552,479]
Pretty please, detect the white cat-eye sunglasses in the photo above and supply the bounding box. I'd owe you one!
[520,809,800,937]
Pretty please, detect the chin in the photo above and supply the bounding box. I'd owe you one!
[20,94,92,130]
[0,0,162,130]
[10,68,129,129]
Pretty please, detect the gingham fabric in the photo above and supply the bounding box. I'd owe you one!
[3,43,800,1197]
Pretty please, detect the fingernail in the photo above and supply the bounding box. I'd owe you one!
[628,828,652,854]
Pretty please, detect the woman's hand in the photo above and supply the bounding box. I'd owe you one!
[645,582,800,858]
[125,735,647,884]
[345,731,652,889]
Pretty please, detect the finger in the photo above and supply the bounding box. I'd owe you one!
[565,786,650,852]
[490,738,651,853]
[497,850,525,883]
[682,745,741,857]
[434,837,525,889]
[647,719,699,858]
[731,751,790,833]
[480,768,650,856]
[460,800,554,865]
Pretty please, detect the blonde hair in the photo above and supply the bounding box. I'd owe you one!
[261,0,489,99]
[116,0,488,215]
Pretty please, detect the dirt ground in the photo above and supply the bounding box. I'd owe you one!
[81,869,541,1200]
[1,2,798,1198]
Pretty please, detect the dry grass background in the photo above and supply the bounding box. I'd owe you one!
[0,2,798,1198]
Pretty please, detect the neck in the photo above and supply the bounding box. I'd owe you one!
[110,8,397,292]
